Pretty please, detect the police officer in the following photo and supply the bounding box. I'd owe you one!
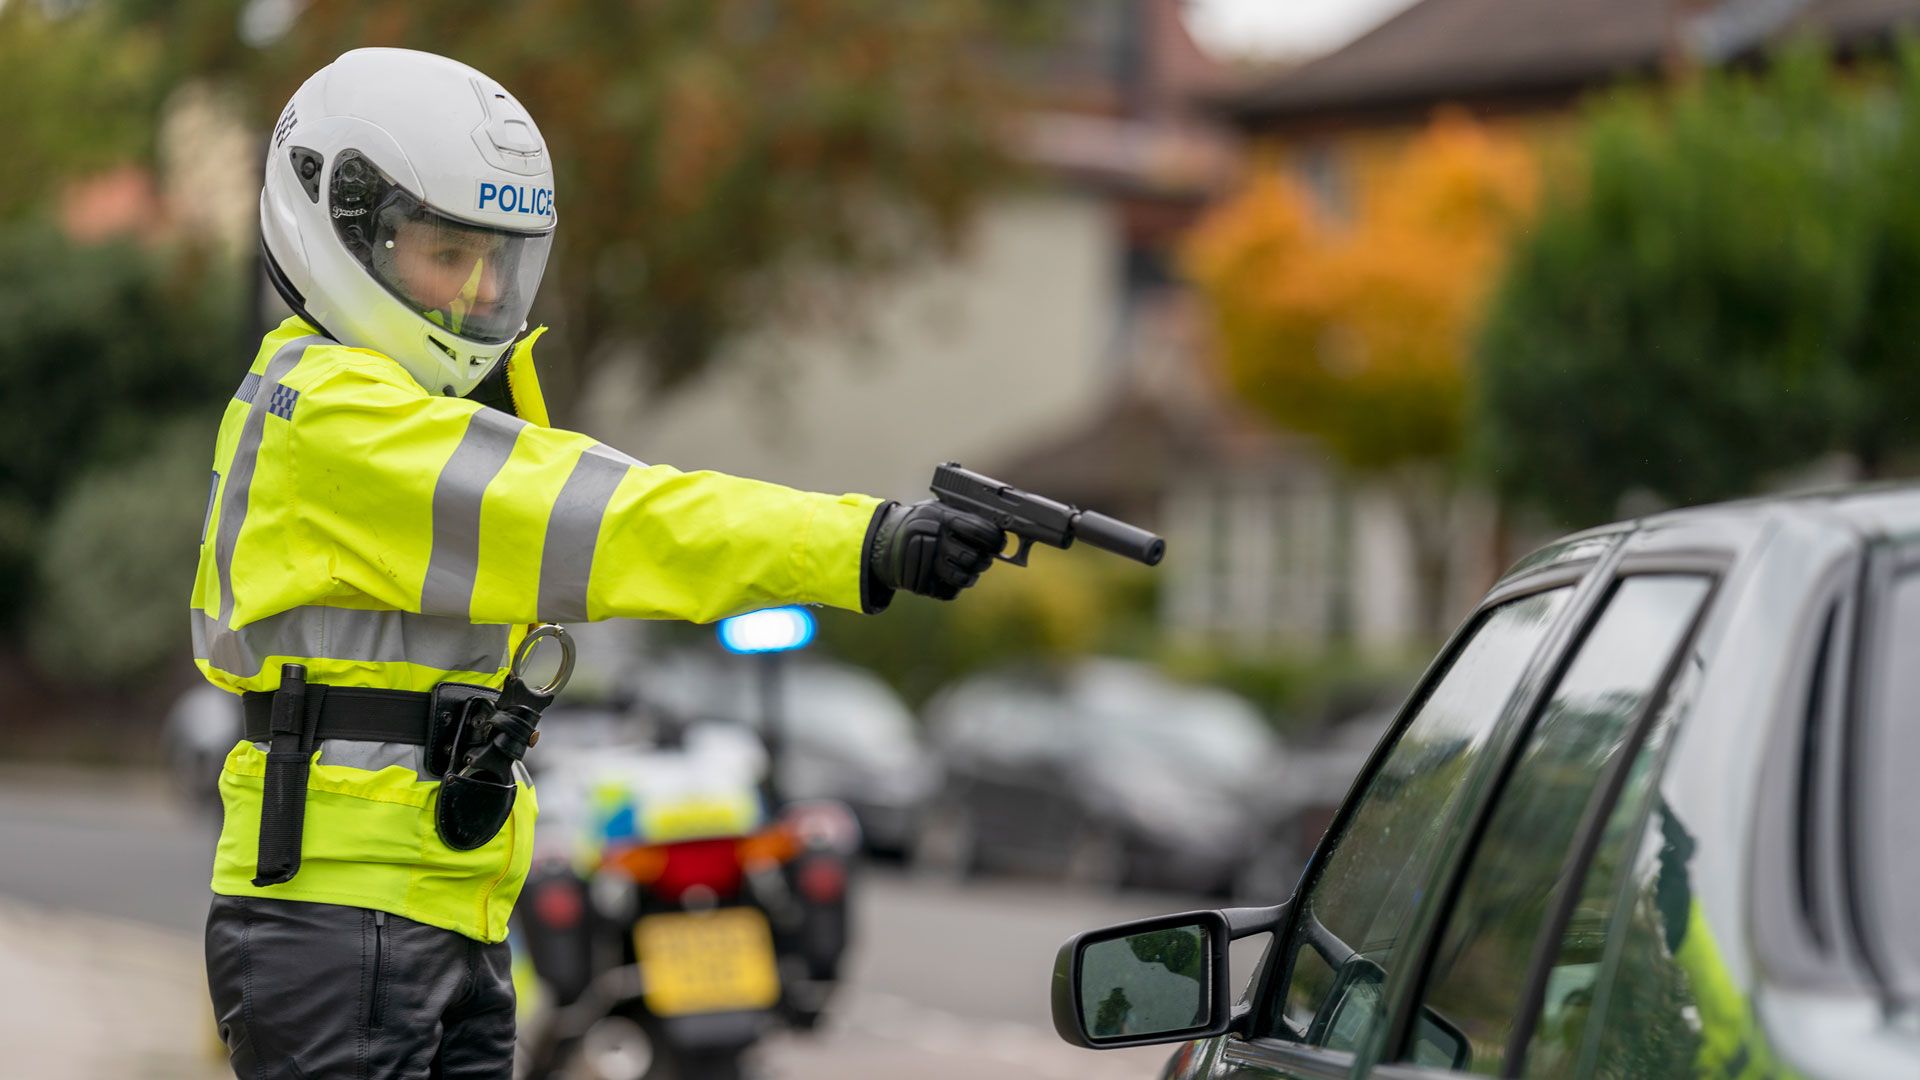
[194,48,1003,1077]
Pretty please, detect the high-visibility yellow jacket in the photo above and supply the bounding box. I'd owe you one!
[1674,902,1793,1080]
[191,316,881,941]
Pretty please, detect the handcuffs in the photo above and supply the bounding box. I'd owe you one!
[432,624,575,850]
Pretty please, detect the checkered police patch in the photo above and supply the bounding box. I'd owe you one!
[267,383,300,420]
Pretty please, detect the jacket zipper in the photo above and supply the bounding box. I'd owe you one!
[502,367,520,418]
[370,910,387,1029]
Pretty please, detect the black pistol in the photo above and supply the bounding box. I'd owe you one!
[929,462,1166,568]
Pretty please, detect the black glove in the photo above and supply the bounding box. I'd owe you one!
[862,499,1005,611]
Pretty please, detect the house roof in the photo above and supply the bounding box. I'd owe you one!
[1006,0,1239,198]
[1222,0,1920,129]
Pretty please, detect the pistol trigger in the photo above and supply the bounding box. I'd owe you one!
[999,536,1035,567]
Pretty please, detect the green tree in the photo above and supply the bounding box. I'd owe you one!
[30,419,217,685]
[0,226,241,641]
[116,0,1031,409]
[1849,44,1920,475]
[1185,115,1539,636]
[0,3,165,223]
[1092,986,1133,1037]
[1478,44,1911,526]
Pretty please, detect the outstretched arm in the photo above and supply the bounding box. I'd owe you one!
[287,356,880,625]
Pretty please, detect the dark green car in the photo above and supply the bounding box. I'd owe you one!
[1054,488,1920,1078]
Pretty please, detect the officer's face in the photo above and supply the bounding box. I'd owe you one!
[389,219,505,320]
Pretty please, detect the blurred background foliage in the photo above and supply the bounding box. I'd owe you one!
[1187,38,1920,622]
[109,0,1048,408]
[1185,113,1539,635]
[30,419,222,686]
[20,0,1920,751]
[1187,114,1539,475]
[817,545,1132,708]
[0,0,1046,717]
[0,225,241,657]
[0,3,163,223]
[1479,42,1920,525]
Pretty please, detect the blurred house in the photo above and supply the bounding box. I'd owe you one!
[60,86,254,254]
[1117,0,1920,652]
[990,314,1423,651]
[589,0,1235,527]
[1224,0,1920,209]
[597,0,1412,652]
[595,0,1521,654]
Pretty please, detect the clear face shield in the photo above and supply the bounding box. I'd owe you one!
[329,150,552,345]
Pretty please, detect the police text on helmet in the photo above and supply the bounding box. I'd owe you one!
[477,182,554,218]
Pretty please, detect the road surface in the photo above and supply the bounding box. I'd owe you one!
[0,767,1266,1078]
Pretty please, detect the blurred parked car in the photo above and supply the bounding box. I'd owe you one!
[918,659,1288,895]
[1052,488,1920,1078]
[632,651,938,857]
[1231,709,1392,904]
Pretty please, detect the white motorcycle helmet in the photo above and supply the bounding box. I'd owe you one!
[260,48,556,397]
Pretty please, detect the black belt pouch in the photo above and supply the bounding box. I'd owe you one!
[253,663,324,886]
[436,772,518,851]
[429,682,517,851]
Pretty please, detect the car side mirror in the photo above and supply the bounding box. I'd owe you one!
[1315,955,1470,1069]
[1051,904,1286,1050]
[1052,911,1230,1049]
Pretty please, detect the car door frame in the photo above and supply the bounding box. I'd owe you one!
[1219,519,1760,1080]
[1366,525,1744,1079]
[1215,530,1627,1079]
[1374,538,1735,1076]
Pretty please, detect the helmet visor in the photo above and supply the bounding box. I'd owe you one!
[330,150,551,345]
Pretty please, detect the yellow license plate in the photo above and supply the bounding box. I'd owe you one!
[634,908,781,1017]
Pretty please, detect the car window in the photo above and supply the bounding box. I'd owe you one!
[1259,586,1575,1048]
[1542,789,1732,1077]
[1405,575,1711,1075]
[1518,650,1706,1078]
[1860,568,1920,996]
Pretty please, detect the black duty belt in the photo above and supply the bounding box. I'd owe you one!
[242,685,434,746]
[247,667,498,887]
[246,627,573,885]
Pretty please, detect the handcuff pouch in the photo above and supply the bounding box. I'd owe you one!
[426,682,499,780]
[436,771,519,851]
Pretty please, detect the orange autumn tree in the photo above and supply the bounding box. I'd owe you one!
[1185,113,1537,637]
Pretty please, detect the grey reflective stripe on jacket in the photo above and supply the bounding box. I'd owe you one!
[190,607,510,681]
[192,333,513,683]
[420,415,641,622]
[315,739,428,774]
[421,409,527,618]
[212,335,321,627]
[538,449,632,621]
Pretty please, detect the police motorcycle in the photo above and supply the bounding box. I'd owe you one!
[512,672,861,1080]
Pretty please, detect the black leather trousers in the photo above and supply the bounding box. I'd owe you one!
[205,895,516,1079]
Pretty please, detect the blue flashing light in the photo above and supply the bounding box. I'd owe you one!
[717,606,817,655]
